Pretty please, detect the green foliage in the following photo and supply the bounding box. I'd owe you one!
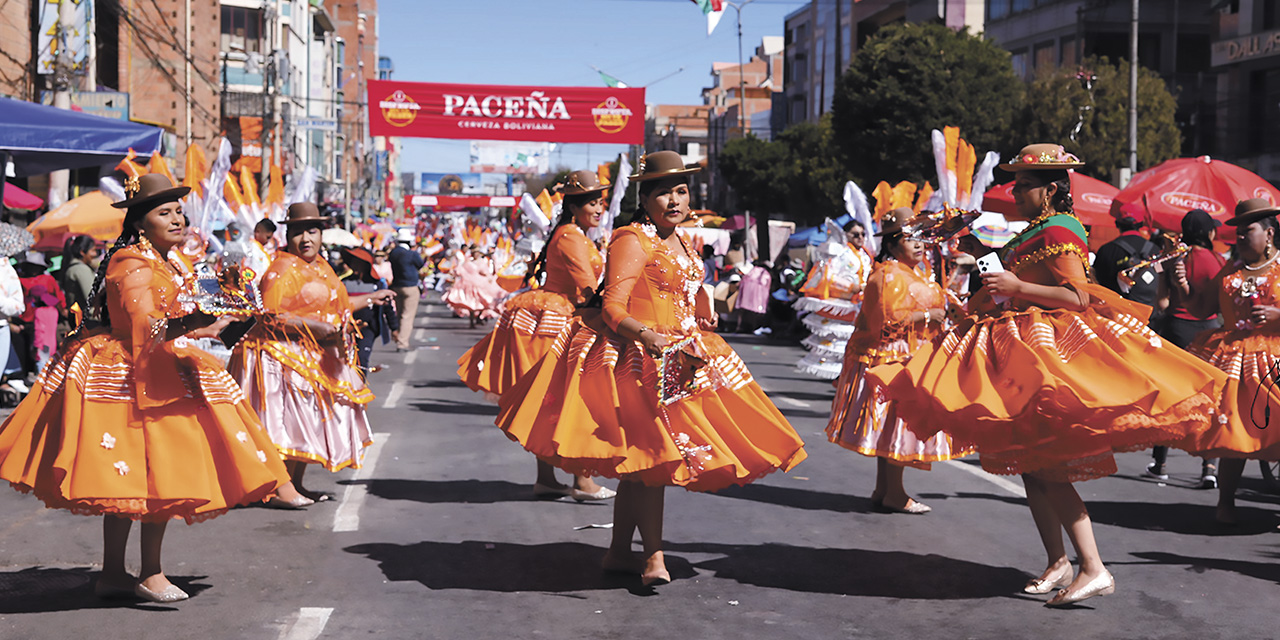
[719,115,847,226]
[1019,56,1180,180]
[831,22,1022,186]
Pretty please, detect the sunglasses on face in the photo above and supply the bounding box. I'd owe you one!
[849,232,866,238]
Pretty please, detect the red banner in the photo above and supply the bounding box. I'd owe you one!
[367,80,644,145]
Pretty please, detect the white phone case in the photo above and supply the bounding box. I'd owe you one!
[976,254,1010,304]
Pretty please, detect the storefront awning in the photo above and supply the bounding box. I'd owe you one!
[0,96,163,177]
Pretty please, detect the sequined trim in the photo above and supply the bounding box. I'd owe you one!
[1010,242,1089,274]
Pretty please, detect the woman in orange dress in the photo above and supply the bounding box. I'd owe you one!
[1179,198,1280,525]
[0,174,293,603]
[872,144,1226,607]
[231,203,394,504]
[497,151,807,587]
[827,207,970,514]
[458,170,614,501]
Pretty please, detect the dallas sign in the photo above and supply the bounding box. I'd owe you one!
[368,79,644,145]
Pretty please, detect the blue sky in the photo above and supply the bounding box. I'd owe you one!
[377,0,805,177]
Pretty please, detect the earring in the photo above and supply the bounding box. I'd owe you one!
[1269,245,1274,259]
[1041,197,1054,218]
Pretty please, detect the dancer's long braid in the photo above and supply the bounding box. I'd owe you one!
[527,191,591,285]
[73,225,138,336]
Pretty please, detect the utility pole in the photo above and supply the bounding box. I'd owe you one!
[1126,0,1139,185]
[48,0,77,209]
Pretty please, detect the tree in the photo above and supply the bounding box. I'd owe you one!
[1019,56,1180,181]
[718,116,848,226]
[831,23,1022,186]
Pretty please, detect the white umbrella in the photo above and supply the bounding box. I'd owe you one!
[322,227,361,247]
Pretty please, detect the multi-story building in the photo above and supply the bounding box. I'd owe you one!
[704,37,785,211]
[1209,0,1280,183]
[645,104,714,207]
[983,0,1215,166]
[332,0,379,220]
[781,0,983,128]
[0,1,35,101]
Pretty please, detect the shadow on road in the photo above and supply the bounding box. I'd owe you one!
[1125,551,1280,585]
[1086,500,1279,536]
[666,541,1029,599]
[343,540,684,595]
[344,539,1028,600]
[408,400,498,416]
[341,478,570,504]
[713,483,879,514]
[412,379,468,389]
[0,567,210,613]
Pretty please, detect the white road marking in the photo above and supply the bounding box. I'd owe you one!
[414,328,427,341]
[777,396,811,408]
[404,348,418,365]
[277,607,333,640]
[382,379,406,409]
[333,433,390,532]
[943,460,1027,498]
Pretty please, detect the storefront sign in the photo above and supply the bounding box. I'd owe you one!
[1212,29,1280,66]
[368,80,644,144]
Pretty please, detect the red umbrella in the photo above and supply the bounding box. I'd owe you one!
[1113,156,1280,239]
[983,171,1118,227]
[3,182,44,210]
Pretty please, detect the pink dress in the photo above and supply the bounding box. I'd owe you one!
[443,256,506,320]
[735,266,772,315]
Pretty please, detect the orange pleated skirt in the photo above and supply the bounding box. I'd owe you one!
[457,289,574,397]
[1180,330,1280,460]
[0,334,289,523]
[871,295,1226,482]
[496,324,807,492]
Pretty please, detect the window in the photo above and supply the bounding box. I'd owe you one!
[221,6,263,53]
[1011,50,1029,80]
[1012,0,1032,13]
[1034,42,1055,71]
[988,0,1010,21]
[1060,37,1077,68]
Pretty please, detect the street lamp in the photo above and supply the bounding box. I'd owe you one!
[722,0,756,138]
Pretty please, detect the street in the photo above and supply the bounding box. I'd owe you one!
[0,297,1277,639]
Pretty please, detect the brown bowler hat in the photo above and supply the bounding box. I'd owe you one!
[1000,143,1084,171]
[1225,197,1280,227]
[341,246,374,265]
[629,150,700,182]
[111,173,191,210]
[284,202,331,226]
[876,207,918,237]
[560,170,610,196]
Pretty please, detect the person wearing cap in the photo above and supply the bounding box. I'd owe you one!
[244,218,278,283]
[1177,198,1280,525]
[1093,203,1161,309]
[230,202,396,504]
[496,151,806,587]
[826,207,970,515]
[872,144,1226,607]
[458,169,615,502]
[1145,209,1226,487]
[340,246,400,376]
[13,251,65,375]
[389,227,425,350]
[0,173,295,603]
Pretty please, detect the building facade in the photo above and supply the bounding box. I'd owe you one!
[1210,0,1280,183]
[703,37,785,211]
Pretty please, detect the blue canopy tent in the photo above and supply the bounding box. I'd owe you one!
[786,213,854,248]
[0,96,162,177]
[0,95,162,216]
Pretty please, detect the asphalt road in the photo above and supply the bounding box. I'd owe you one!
[0,297,1277,639]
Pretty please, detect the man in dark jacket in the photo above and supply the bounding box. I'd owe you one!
[340,247,400,376]
[388,228,425,351]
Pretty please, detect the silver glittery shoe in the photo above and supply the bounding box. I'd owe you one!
[135,582,190,603]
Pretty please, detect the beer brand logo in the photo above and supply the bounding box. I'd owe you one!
[379,90,420,127]
[1161,191,1225,214]
[1255,187,1276,205]
[1080,193,1111,206]
[591,96,632,134]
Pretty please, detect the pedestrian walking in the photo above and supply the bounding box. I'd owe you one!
[1179,198,1280,525]
[497,151,807,587]
[826,208,971,515]
[457,169,614,502]
[340,246,399,376]
[14,251,64,374]
[0,174,292,603]
[230,203,394,506]
[58,234,99,324]
[389,227,424,351]
[872,144,1227,607]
